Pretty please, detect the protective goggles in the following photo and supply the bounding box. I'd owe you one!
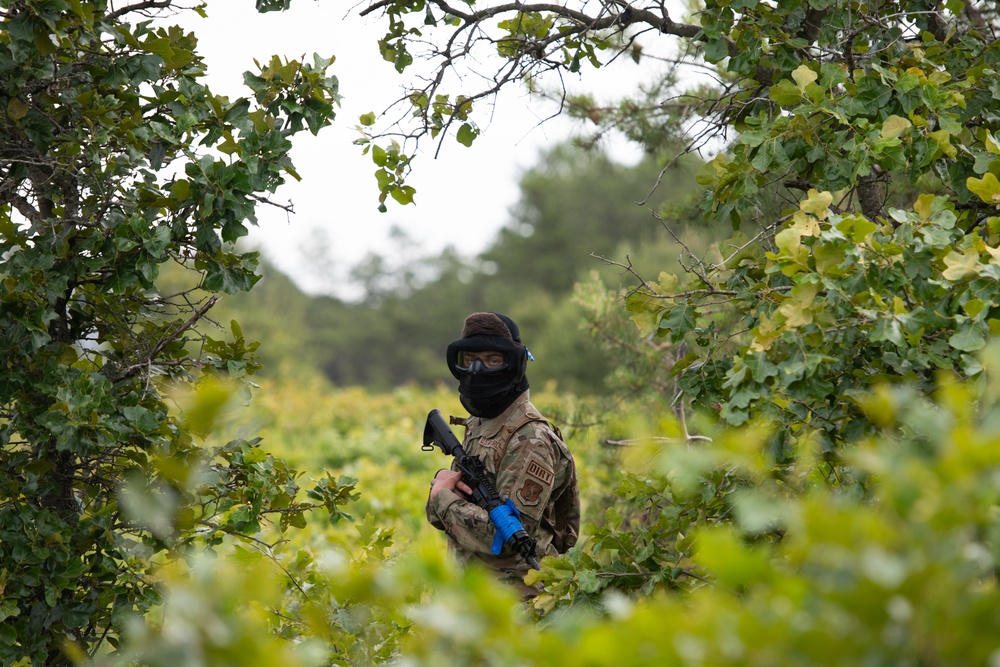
[446,334,527,381]
[454,350,510,373]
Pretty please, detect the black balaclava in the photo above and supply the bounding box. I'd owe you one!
[446,312,530,419]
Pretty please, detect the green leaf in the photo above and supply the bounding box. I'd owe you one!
[769,79,803,106]
[456,122,478,147]
[0,206,21,241]
[170,179,192,200]
[871,317,905,347]
[575,569,601,593]
[973,152,998,175]
[745,352,779,382]
[963,299,986,319]
[740,129,767,148]
[658,304,696,340]
[704,36,728,63]
[6,98,29,122]
[389,185,416,205]
[814,243,846,275]
[722,231,763,269]
[232,544,264,565]
[671,351,701,376]
[203,254,262,294]
[836,216,877,243]
[695,527,772,588]
[949,322,986,352]
[256,0,291,11]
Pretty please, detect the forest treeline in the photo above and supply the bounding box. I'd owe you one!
[209,143,714,393]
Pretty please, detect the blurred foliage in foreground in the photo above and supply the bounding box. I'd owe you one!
[82,353,1000,665]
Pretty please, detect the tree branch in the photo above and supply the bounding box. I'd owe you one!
[106,1,174,21]
[364,0,701,39]
[107,294,219,382]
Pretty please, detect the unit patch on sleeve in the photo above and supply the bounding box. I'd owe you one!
[525,460,554,486]
[516,479,544,506]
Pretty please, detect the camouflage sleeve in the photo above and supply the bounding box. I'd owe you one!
[495,425,559,528]
[425,488,447,531]
[425,468,451,531]
[425,472,496,556]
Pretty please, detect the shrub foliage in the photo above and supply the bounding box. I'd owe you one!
[0,1,345,662]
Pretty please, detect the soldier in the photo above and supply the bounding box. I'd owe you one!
[426,312,580,597]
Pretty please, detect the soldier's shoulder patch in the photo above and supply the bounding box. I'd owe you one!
[525,459,554,486]
[516,478,545,506]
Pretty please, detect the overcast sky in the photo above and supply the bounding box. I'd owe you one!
[174,2,653,299]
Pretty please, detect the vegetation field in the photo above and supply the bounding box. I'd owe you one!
[102,373,629,665]
[236,376,612,559]
[93,366,1000,667]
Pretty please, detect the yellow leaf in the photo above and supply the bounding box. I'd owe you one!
[984,243,1000,266]
[750,330,780,352]
[523,569,544,586]
[985,131,1000,155]
[929,129,957,158]
[655,272,678,292]
[696,153,730,186]
[967,173,1000,205]
[914,193,937,221]
[750,312,783,351]
[757,310,784,335]
[629,311,659,338]
[881,114,912,139]
[790,210,821,237]
[779,302,814,328]
[800,189,834,217]
[941,247,981,281]
[778,283,820,328]
[792,65,818,92]
[774,226,802,255]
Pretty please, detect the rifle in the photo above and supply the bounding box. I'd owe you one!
[423,409,541,570]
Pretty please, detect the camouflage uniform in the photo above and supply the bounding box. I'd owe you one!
[426,390,580,596]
